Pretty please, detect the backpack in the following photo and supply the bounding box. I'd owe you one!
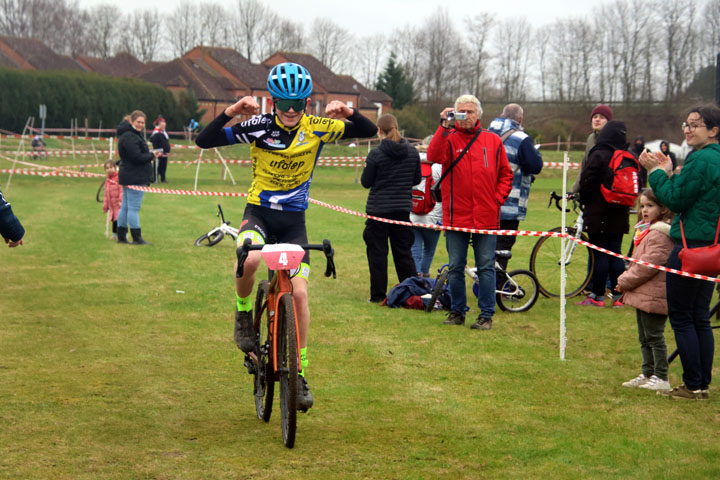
[600,150,640,207]
[412,162,436,215]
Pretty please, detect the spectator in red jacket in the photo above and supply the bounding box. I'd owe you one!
[428,94,513,331]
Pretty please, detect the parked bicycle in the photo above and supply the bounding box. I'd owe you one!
[426,250,539,313]
[529,191,594,298]
[194,204,239,247]
[237,238,336,448]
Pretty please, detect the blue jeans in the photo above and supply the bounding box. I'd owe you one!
[587,232,624,298]
[117,187,145,229]
[411,227,441,275]
[445,231,496,318]
[666,242,715,390]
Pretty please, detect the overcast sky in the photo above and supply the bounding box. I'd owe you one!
[77,0,597,34]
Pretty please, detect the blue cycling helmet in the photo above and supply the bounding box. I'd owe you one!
[267,62,313,99]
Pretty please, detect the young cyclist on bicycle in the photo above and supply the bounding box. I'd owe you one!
[195,62,377,410]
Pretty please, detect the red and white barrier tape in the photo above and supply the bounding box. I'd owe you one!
[125,185,718,283]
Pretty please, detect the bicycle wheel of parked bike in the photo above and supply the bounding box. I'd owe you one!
[194,229,224,247]
[277,293,298,448]
[252,280,274,422]
[530,227,593,298]
[95,181,104,203]
[425,268,449,312]
[496,269,539,313]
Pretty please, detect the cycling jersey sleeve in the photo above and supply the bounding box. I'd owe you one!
[195,112,233,149]
[341,109,377,139]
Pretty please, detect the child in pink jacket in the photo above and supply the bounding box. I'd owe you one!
[103,160,123,240]
[616,189,674,392]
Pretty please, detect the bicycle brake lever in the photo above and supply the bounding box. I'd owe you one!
[235,238,252,278]
[322,239,336,278]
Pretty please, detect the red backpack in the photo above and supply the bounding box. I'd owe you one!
[601,150,640,207]
[411,162,436,215]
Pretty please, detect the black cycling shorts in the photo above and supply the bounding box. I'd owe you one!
[237,203,310,265]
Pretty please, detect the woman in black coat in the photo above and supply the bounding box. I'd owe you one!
[116,110,162,245]
[577,120,630,306]
[361,114,422,302]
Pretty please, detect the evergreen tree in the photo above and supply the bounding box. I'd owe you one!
[375,54,414,109]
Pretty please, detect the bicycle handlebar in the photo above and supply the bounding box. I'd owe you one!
[235,238,337,279]
[548,191,579,213]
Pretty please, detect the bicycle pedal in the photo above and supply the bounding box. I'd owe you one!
[243,354,257,375]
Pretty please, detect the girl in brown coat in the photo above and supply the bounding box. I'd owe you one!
[616,190,674,391]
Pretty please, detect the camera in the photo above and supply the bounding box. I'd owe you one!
[446,111,467,122]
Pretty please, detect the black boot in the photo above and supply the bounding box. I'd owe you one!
[130,228,151,245]
[117,226,130,244]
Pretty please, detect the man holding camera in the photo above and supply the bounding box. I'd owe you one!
[428,95,513,330]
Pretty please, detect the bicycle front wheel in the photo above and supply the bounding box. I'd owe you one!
[496,269,539,313]
[253,280,273,422]
[277,293,298,448]
[194,229,224,247]
[425,269,449,313]
[529,227,593,298]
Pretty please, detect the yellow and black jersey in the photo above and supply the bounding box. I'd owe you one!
[196,109,376,211]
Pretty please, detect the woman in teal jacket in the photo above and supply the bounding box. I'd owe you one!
[640,104,720,400]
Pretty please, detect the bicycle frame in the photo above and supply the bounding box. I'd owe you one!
[266,270,301,376]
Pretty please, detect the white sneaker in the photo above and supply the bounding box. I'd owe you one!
[639,375,671,391]
[622,374,648,388]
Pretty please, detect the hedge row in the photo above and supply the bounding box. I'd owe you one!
[0,68,202,134]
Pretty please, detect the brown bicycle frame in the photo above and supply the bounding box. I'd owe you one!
[264,270,302,376]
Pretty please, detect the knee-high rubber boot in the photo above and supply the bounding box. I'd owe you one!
[117,226,130,244]
[130,228,150,245]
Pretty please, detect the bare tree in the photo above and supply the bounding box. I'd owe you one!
[86,4,122,59]
[0,0,32,37]
[256,13,305,62]
[198,2,228,48]
[309,17,349,71]
[702,0,720,66]
[657,0,697,101]
[418,8,462,103]
[390,25,425,94]
[165,1,201,57]
[231,0,266,62]
[121,9,162,62]
[464,13,494,100]
[353,34,386,87]
[494,18,532,101]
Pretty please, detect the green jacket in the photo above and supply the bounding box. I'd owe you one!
[649,143,720,243]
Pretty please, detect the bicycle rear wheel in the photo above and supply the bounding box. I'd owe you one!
[529,227,593,298]
[496,269,539,313]
[425,269,449,312]
[194,229,224,247]
[253,280,273,422]
[277,293,298,448]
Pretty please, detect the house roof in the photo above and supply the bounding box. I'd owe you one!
[0,35,81,71]
[338,74,392,108]
[0,49,18,68]
[76,52,149,78]
[194,46,269,90]
[140,58,239,102]
[267,51,358,95]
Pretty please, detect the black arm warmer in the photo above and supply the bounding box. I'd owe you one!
[195,112,233,149]
[341,109,377,139]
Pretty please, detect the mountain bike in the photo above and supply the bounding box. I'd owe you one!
[529,191,594,297]
[425,250,539,313]
[237,238,336,448]
[194,204,239,247]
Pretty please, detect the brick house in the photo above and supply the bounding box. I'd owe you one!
[0,35,81,71]
[338,74,393,119]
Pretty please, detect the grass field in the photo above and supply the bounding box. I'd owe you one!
[1,139,719,479]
